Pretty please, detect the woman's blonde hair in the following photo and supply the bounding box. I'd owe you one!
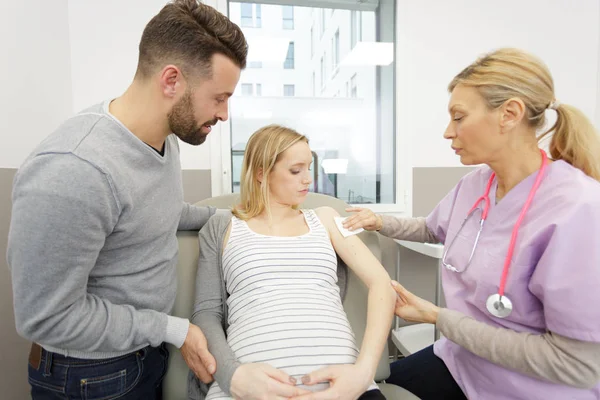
[232,124,309,220]
[449,48,600,181]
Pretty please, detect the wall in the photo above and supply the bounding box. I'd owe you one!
[1,0,73,169]
[396,0,600,215]
[67,0,214,170]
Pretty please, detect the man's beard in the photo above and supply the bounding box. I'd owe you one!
[168,90,216,146]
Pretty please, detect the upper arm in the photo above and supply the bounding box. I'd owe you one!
[314,206,391,288]
[192,217,229,325]
[545,331,600,389]
[8,154,118,336]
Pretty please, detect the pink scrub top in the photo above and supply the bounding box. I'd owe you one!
[428,160,600,399]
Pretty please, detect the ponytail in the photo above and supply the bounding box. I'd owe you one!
[538,104,600,181]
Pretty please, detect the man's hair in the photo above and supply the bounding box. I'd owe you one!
[136,0,248,79]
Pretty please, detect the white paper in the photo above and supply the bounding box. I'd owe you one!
[334,216,364,238]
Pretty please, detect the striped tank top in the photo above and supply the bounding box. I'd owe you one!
[205,209,376,399]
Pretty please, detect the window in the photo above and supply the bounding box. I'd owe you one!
[283,84,295,97]
[284,41,295,69]
[333,29,340,70]
[351,10,362,49]
[282,6,294,30]
[241,83,253,96]
[241,3,261,28]
[227,1,398,207]
[240,3,252,27]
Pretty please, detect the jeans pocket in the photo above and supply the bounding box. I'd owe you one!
[80,369,126,400]
[79,353,144,400]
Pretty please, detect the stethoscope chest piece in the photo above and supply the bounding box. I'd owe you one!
[486,293,513,318]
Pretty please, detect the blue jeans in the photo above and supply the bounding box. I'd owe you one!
[387,345,467,400]
[28,343,169,400]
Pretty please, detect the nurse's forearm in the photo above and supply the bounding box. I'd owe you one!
[378,216,439,243]
[437,309,600,389]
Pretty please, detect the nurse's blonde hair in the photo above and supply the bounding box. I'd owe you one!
[449,48,600,181]
[232,124,309,221]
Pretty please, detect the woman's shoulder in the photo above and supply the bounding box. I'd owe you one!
[200,209,233,237]
[546,161,600,207]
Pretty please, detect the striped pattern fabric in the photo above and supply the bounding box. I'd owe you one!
[206,210,377,399]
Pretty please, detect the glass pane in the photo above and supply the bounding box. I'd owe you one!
[228,2,396,204]
[283,41,295,69]
[241,83,253,96]
[240,3,253,27]
[282,5,294,30]
[283,84,295,97]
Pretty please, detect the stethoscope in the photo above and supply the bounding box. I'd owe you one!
[441,149,548,318]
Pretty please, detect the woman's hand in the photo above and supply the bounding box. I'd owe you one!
[290,364,372,400]
[230,363,310,400]
[392,280,440,324]
[343,207,383,231]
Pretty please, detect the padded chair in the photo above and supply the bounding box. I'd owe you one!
[163,192,420,399]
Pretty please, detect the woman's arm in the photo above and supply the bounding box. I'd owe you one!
[191,218,241,394]
[391,282,600,389]
[315,206,396,378]
[379,215,439,243]
[343,208,438,243]
[438,309,600,389]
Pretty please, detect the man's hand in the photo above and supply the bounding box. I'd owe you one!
[230,363,311,400]
[290,364,372,400]
[180,323,217,384]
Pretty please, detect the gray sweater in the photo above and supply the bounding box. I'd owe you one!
[188,212,349,399]
[7,102,215,359]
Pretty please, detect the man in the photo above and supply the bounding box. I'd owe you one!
[7,1,246,398]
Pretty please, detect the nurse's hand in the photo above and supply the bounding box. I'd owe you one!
[291,364,371,400]
[343,207,383,231]
[392,280,440,324]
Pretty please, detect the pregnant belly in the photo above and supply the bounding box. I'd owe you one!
[226,299,359,383]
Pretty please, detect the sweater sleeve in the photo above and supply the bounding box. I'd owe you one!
[192,215,241,395]
[437,309,600,389]
[178,203,216,231]
[7,153,182,351]
[378,216,439,243]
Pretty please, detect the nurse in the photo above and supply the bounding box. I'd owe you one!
[344,48,600,400]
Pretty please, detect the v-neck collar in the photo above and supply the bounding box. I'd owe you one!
[486,161,555,224]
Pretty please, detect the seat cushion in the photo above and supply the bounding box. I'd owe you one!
[379,383,421,399]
